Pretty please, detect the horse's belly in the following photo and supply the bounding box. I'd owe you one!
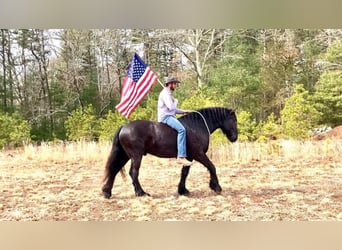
[146,140,177,158]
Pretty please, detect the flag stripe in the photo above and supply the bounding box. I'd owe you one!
[120,75,157,117]
[116,79,134,109]
[122,72,157,117]
[115,78,137,111]
[116,68,153,112]
[115,53,158,118]
[118,68,156,115]
[116,68,150,111]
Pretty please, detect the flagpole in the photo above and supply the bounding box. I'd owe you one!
[157,79,165,88]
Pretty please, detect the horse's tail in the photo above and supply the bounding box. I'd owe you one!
[103,126,129,184]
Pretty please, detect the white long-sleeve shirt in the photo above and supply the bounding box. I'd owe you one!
[157,87,185,122]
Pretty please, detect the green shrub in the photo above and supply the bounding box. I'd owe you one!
[256,113,282,142]
[236,110,258,141]
[99,110,127,141]
[64,105,100,141]
[0,112,31,148]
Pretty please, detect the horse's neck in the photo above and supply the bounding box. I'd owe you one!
[192,111,212,135]
[182,108,226,134]
[201,109,225,134]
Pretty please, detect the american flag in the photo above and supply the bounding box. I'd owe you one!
[115,53,158,118]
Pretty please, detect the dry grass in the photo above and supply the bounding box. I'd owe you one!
[0,139,341,221]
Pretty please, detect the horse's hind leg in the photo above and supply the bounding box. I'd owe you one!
[129,155,149,197]
[178,165,191,196]
[102,149,129,199]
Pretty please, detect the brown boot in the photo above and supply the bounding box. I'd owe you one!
[176,157,194,166]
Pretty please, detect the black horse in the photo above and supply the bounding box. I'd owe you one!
[102,107,238,198]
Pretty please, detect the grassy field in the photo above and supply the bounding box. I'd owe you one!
[0,139,341,221]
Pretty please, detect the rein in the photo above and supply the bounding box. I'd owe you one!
[189,110,211,137]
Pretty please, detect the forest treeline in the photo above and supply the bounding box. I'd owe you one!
[0,29,341,147]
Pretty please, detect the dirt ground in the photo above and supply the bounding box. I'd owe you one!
[1,142,342,221]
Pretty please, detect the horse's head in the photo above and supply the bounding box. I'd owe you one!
[222,110,238,142]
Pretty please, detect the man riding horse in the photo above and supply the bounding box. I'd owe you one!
[157,76,193,166]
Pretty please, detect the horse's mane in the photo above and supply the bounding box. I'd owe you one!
[179,107,233,133]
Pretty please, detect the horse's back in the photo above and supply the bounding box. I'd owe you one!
[119,120,155,144]
[119,120,178,157]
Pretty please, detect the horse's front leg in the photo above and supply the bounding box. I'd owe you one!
[178,165,191,196]
[196,154,222,194]
[129,156,150,197]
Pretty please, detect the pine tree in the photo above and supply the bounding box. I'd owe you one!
[281,84,321,139]
[313,41,342,126]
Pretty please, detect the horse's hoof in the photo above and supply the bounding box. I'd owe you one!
[209,181,222,193]
[103,191,112,199]
[136,191,150,197]
[102,187,112,199]
[178,187,190,196]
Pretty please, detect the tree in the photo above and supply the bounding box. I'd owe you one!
[281,84,321,139]
[208,30,262,118]
[58,29,97,109]
[0,29,15,112]
[0,29,7,111]
[92,29,131,114]
[259,29,301,117]
[313,41,342,127]
[169,29,229,87]
[57,29,132,115]
[29,29,54,137]
[292,29,324,92]
[313,70,342,126]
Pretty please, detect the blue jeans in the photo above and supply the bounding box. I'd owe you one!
[162,115,187,158]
